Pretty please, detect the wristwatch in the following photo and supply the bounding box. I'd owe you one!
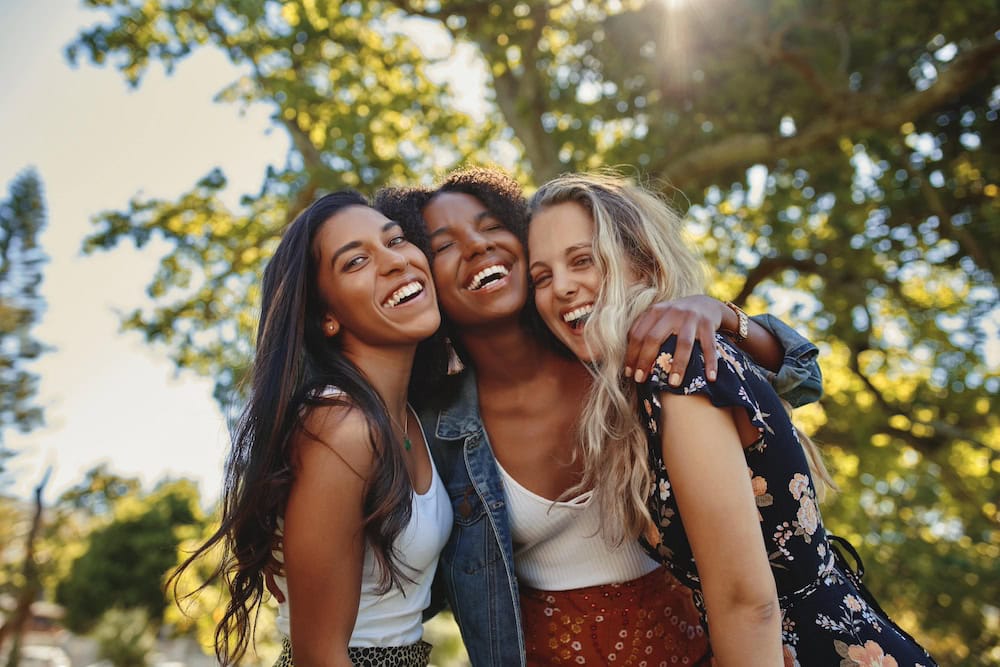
[723,301,750,343]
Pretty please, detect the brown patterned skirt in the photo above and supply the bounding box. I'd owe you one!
[273,637,432,667]
[520,566,712,666]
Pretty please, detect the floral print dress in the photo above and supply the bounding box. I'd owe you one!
[637,335,937,667]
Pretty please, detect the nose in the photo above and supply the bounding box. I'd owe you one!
[379,246,409,274]
[551,269,577,300]
[462,229,494,259]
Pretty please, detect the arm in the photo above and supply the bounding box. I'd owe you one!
[624,296,823,407]
[658,391,783,666]
[283,406,373,667]
[625,296,785,383]
[749,313,823,408]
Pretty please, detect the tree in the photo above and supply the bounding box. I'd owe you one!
[92,608,157,667]
[56,478,203,633]
[66,1,999,662]
[0,169,48,479]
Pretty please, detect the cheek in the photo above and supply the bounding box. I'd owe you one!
[533,289,557,324]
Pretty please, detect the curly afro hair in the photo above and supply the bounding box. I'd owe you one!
[433,167,529,243]
[372,185,435,257]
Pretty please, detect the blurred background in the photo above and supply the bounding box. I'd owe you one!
[0,1,997,665]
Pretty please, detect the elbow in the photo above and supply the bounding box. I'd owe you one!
[744,597,781,625]
[706,579,781,626]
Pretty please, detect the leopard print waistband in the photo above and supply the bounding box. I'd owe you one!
[274,637,432,667]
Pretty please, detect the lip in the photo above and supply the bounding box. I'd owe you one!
[381,275,429,309]
[462,260,513,294]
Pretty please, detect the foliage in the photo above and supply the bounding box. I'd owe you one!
[0,169,48,478]
[92,607,157,667]
[66,0,999,663]
[164,516,282,666]
[55,476,204,633]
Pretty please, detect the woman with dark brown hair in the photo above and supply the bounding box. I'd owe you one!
[171,191,450,667]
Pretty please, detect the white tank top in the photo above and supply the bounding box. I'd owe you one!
[498,460,659,590]
[274,399,452,647]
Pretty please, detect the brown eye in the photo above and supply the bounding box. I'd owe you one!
[344,255,367,270]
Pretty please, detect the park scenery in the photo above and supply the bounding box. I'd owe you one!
[1,1,997,666]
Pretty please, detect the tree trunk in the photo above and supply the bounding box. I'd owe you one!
[0,469,50,667]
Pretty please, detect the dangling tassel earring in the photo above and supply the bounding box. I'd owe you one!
[445,337,465,376]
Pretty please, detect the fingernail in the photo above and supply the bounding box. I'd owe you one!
[669,372,681,387]
[707,370,717,381]
[634,369,645,383]
[624,366,633,378]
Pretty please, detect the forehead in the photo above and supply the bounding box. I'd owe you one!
[313,205,391,255]
[528,201,594,256]
[422,192,490,231]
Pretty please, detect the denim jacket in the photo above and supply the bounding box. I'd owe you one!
[420,316,821,667]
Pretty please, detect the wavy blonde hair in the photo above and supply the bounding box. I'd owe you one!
[529,171,707,544]
[529,171,835,544]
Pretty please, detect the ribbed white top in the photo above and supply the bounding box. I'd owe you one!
[274,397,452,646]
[498,461,659,590]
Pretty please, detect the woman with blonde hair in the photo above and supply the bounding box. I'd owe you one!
[526,172,937,666]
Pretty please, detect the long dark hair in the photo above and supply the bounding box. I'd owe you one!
[169,191,416,664]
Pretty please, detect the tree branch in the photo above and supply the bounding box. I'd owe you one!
[732,256,821,304]
[662,33,1000,191]
[483,5,563,181]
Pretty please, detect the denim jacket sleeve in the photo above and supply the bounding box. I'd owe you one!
[750,313,823,408]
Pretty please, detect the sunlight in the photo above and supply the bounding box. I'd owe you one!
[657,0,695,95]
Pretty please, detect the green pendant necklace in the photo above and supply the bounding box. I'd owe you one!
[392,405,412,451]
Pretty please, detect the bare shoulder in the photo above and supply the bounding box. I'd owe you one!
[293,401,377,481]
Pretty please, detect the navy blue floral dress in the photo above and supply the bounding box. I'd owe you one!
[638,335,937,666]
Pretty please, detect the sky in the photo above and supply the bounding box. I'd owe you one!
[1,0,290,504]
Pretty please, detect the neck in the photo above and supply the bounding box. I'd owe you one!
[457,318,558,385]
[342,343,415,417]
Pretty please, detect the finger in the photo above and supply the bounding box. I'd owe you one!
[668,323,696,387]
[625,312,657,377]
[698,321,719,382]
[633,319,675,384]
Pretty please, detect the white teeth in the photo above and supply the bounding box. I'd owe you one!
[383,281,423,308]
[466,264,510,291]
[562,304,593,324]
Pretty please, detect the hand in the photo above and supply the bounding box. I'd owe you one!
[625,295,725,385]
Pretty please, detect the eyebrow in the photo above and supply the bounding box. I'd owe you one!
[428,210,496,240]
[330,221,403,266]
[529,242,592,272]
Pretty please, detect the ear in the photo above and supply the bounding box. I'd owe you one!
[322,312,341,337]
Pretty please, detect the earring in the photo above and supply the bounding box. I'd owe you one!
[445,337,464,376]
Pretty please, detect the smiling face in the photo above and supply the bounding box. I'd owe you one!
[312,205,440,352]
[528,200,602,363]
[421,191,528,328]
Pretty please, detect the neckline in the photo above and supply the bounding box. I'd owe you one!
[408,405,438,498]
[495,457,593,508]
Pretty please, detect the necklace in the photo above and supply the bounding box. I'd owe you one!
[389,405,412,451]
